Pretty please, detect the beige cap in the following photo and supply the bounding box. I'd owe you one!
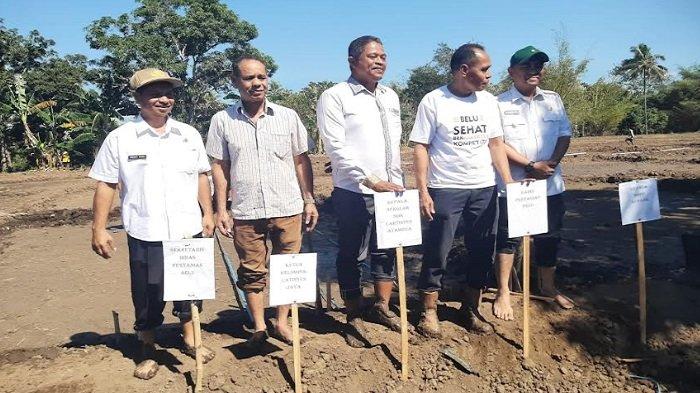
[129,68,183,90]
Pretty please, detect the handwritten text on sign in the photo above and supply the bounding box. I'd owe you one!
[374,190,422,249]
[269,253,317,306]
[163,238,215,301]
[506,180,549,238]
[619,179,661,225]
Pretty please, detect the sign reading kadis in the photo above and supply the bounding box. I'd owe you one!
[618,179,661,225]
[506,180,549,238]
[163,238,215,301]
[374,190,422,249]
[269,253,317,306]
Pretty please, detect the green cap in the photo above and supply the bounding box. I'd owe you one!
[510,46,549,67]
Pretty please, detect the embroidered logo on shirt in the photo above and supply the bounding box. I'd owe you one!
[128,155,147,161]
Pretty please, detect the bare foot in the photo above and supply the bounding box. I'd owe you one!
[493,290,514,321]
[271,323,294,345]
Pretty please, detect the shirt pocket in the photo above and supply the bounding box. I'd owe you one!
[502,117,529,140]
[541,112,561,137]
[269,129,292,160]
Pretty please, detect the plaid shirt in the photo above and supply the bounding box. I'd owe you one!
[206,101,309,220]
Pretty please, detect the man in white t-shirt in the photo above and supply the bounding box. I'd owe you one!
[410,43,513,338]
[90,68,216,379]
[493,46,573,321]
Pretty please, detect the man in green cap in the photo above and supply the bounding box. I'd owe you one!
[494,46,574,321]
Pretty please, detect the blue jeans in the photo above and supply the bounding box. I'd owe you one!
[332,187,396,301]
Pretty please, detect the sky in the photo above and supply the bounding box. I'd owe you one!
[2,0,699,91]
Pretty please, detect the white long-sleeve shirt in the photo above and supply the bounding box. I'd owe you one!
[317,77,403,194]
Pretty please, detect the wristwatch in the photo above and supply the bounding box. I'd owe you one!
[524,161,535,173]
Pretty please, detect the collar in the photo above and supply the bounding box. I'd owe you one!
[347,76,385,95]
[508,85,544,102]
[134,115,181,138]
[234,100,275,119]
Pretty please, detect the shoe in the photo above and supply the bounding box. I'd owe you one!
[133,343,159,380]
[366,302,401,332]
[459,305,493,334]
[345,314,371,348]
[416,291,441,338]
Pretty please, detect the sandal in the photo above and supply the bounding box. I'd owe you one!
[180,344,216,364]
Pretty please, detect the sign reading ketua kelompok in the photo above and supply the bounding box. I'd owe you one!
[269,253,317,306]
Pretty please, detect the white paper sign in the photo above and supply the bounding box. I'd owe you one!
[619,179,661,225]
[163,238,215,301]
[269,253,317,306]
[506,180,549,238]
[374,190,423,249]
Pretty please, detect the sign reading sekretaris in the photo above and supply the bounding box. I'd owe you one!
[163,238,215,301]
[374,190,422,249]
[619,178,661,225]
[506,180,549,238]
[269,253,317,306]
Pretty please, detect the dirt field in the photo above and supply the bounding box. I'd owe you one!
[0,133,698,393]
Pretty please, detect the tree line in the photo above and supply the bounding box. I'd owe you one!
[1,0,698,172]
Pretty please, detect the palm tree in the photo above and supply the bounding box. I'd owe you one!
[614,44,667,134]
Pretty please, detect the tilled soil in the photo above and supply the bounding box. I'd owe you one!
[0,133,698,393]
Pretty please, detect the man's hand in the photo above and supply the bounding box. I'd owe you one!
[303,203,319,232]
[216,210,234,237]
[370,180,405,193]
[419,190,436,221]
[202,213,215,237]
[531,161,555,179]
[92,228,116,259]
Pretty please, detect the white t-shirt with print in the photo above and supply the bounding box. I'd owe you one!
[409,86,504,189]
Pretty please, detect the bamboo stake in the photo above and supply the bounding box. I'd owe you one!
[396,246,409,380]
[522,235,531,359]
[191,302,203,393]
[292,303,302,393]
[636,222,647,344]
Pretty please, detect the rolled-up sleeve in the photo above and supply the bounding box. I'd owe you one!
[89,133,119,183]
[317,90,372,184]
[205,113,229,160]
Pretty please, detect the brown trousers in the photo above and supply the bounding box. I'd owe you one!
[233,214,302,292]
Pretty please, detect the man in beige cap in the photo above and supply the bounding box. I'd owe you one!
[90,68,216,379]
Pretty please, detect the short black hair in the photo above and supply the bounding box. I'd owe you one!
[450,43,486,72]
[231,55,267,78]
[348,35,382,60]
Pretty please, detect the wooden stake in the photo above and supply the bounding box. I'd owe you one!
[191,302,204,393]
[292,303,302,393]
[635,222,647,344]
[326,281,333,311]
[396,246,409,380]
[522,235,531,359]
[112,311,121,345]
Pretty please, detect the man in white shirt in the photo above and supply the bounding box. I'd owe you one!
[494,46,573,321]
[317,36,405,347]
[410,44,513,338]
[207,56,318,350]
[90,68,216,379]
